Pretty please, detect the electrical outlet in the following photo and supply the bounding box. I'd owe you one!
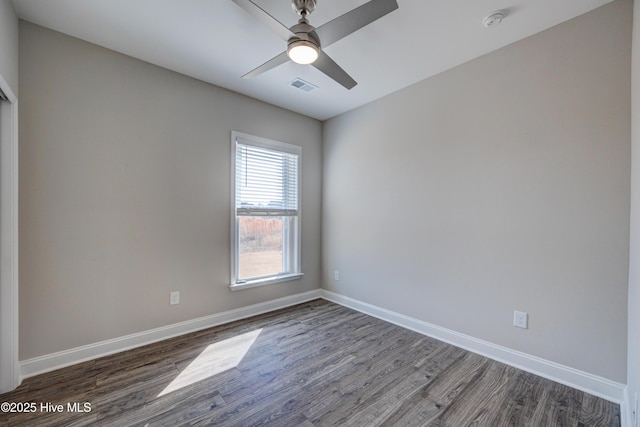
[513,311,528,329]
[170,291,180,305]
[334,270,340,281]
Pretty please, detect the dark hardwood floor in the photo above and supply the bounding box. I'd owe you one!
[0,299,620,426]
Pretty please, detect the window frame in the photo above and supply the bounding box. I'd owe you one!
[230,131,303,290]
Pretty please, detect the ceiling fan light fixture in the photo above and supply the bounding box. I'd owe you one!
[287,39,319,64]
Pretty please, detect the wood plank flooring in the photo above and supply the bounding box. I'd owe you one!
[0,299,620,426]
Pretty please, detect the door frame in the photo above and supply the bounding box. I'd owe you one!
[0,72,19,393]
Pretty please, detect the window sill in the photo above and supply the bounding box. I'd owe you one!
[230,273,304,291]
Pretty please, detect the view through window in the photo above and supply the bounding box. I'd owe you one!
[238,216,283,279]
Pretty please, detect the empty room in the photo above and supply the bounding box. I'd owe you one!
[0,0,639,426]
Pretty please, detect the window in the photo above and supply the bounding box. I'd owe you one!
[231,132,302,289]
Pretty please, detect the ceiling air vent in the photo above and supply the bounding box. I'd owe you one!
[290,78,317,92]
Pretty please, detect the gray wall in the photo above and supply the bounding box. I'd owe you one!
[0,0,18,95]
[628,0,640,417]
[18,22,322,360]
[322,0,631,383]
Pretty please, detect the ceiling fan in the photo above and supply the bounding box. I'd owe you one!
[231,0,399,89]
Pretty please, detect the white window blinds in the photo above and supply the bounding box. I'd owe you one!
[235,137,299,217]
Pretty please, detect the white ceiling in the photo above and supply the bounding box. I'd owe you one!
[11,0,614,120]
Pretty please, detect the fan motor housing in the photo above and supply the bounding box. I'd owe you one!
[289,21,320,46]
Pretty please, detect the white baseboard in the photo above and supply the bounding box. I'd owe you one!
[320,289,626,405]
[20,288,626,409]
[20,290,321,379]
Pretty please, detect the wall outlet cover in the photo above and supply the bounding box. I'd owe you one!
[513,311,528,329]
[170,291,180,305]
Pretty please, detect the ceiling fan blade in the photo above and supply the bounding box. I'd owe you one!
[231,0,295,41]
[314,0,398,47]
[312,50,357,90]
[242,51,289,78]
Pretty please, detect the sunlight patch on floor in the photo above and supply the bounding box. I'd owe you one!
[158,328,262,397]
